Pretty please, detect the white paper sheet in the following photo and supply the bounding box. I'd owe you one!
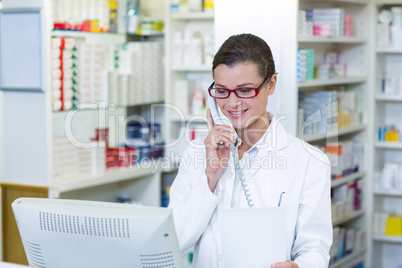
[219,207,286,268]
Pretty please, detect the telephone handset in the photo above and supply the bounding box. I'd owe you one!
[207,95,254,207]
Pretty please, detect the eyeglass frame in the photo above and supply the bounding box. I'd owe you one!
[208,76,272,99]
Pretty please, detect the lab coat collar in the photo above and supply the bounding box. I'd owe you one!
[253,113,289,152]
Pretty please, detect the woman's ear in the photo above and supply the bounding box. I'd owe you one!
[267,74,277,95]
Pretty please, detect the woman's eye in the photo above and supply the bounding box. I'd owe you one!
[216,89,227,94]
[238,88,253,94]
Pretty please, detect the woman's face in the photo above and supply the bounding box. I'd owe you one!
[213,61,276,130]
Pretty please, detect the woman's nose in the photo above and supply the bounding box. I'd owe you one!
[227,92,242,107]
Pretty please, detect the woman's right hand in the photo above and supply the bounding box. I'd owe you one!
[204,108,236,192]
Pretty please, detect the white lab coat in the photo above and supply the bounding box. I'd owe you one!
[169,114,332,268]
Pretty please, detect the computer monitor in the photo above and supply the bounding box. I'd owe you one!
[12,198,183,268]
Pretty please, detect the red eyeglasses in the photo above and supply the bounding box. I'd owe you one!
[208,77,271,99]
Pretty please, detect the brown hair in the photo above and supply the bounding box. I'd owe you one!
[212,33,277,79]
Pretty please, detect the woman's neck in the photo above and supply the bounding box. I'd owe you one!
[236,112,270,150]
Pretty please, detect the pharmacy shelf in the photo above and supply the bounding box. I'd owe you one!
[329,247,366,268]
[376,47,402,54]
[331,171,366,188]
[170,65,211,72]
[375,142,402,150]
[52,99,165,114]
[302,124,366,143]
[374,189,402,197]
[333,209,364,226]
[53,164,159,193]
[171,12,214,20]
[375,94,402,102]
[301,0,368,4]
[375,0,402,4]
[298,76,367,88]
[51,30,164,38]
[373,234,402,244]
[298,35,367,43]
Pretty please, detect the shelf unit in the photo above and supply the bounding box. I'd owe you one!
[164,3,215,162]
[298,76,368,88]
[298,35,367,43]
[374,189,402,197]
[373,234,402,243]
[0,0,166,264]
[329,247,366,268]
[331,171,366,188]
[303,124,366,143]
[297,1,370,267]
[370,1,402,267]
[375,94,402,102]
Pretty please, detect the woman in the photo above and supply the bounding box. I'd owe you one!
[169,33,332,268]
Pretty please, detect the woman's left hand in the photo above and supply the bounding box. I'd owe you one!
[270,260,299,268]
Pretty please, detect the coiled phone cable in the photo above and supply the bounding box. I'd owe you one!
[233,146,254,208]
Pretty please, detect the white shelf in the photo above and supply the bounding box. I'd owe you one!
[333,209,364,226]
[331,171,366,188]
[298,35,367,43]
[375,142,402,150]
[171,65,211,72]
[373,234,402,244]
[302,124,366,143]
[51,30,163,38]
[301,0,368,4]
[376,47,402,54]
[374,189,402,197]
[171,12,214,20]
[298,77,367,88]
[329,247,366,268]
[375,0,402,5]
[375,94,402,102]
[53,164,159,193]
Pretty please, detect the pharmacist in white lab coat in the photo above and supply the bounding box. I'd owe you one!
[169,34,332,268]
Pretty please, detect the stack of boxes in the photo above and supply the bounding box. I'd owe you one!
[376,162,402,191]
[299,8,355,37]
[331,180,364,223]
[374,212,402,236]
[52,37,75,111]
[298,89,362,136]
[52,136,106,180]
[297,49,314,82]
[306,8,345,37]
[112,42,164,106]
[133,42,164,105]
[330,227,366,265]
[298,91,338,135]
[298,10,313,36]
[344,15,354,37]
[73,41,107,105]
[324,141,364,180]
[51,38,165,109]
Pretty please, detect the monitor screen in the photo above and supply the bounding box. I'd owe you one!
[12,198,183,268]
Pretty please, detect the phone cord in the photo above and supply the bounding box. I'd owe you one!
[234,146,254,208]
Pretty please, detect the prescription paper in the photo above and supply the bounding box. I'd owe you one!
[219,207,286,268]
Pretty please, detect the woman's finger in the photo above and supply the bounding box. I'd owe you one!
[207,108,214,132]
[210,131,235,147]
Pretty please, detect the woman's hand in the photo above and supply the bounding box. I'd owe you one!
[205,108,236,192]
[270,261,299,268]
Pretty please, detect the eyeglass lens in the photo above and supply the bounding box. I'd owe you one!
[210,88,256,98]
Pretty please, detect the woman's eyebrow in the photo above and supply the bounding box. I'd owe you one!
[215,82,256,88]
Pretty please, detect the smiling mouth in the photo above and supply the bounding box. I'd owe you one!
[228,109,248,115]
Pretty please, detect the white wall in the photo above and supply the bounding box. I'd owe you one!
[214,0,299,135]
